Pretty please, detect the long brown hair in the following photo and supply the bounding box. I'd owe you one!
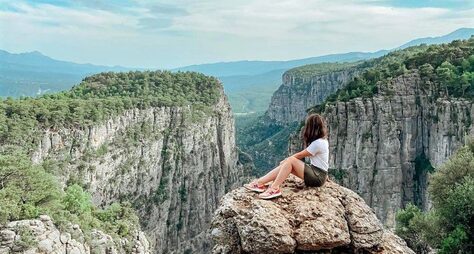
[301,114,328,147]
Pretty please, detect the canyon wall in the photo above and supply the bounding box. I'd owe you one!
[29,89,250,253]
[266,67,360,124]
[289,71,474,227]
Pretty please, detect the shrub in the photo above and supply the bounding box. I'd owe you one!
[396,140,474,253]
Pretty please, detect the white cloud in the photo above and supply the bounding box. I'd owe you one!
[0,0,473,68]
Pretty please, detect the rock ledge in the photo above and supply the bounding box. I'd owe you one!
[211,177,414,253]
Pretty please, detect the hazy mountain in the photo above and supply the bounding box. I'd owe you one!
[398,27,474,49]
[0,50,133,97]
[172,51,387,77]
[175,28,473,113]
[174,28,474,78]
[1,28,472,113]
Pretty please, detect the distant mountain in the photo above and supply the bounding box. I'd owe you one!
[175,28,473,113]
[398,27,474,49]
[1,28,472,113]
[174,28,474,78]
[173,51,388,77]
[0,50,134,97]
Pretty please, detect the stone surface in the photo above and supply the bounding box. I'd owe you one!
[28,87,251,253]
[266,67,361,124]
[0,215,150,254]
[288,71,474,227]
[211,176,415,254]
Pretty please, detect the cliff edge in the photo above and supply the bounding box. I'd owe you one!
[210,177,414,253]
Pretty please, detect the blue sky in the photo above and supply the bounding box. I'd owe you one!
[0,0,473,69]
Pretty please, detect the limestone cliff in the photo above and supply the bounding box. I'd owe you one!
[266,64,361,124]
[211,176,414,254]
[289,71,474,227]
[0,215,149,254]
[238,63,361,171]
[28,88,250,253]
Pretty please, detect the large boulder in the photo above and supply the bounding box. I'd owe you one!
[211,176,414,253]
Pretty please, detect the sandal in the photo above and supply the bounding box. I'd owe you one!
[258,187,282,199]
[244,181,267,193]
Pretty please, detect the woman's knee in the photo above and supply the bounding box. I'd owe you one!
[287,156,299,164]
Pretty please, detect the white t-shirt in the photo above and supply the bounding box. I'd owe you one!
[305,138,329,171]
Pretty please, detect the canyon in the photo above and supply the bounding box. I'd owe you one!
[30,90,249,253]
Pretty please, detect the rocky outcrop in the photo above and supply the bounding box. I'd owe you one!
[289,71,474,227]
[30,89,250,253]
[210,176,414,254]
[266,67,360,124]
[0,215,150,254]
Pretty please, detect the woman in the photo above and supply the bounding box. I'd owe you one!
[244,114,329,199]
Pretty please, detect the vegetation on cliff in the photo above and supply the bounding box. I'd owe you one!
[0,153,140,248]
[396,141,474,253]
[0,71,221,153]
[0,71,222,247]
[311,37,474,110]
[284,61,362,80]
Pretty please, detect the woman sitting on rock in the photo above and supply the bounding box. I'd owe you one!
[244,113,329,199]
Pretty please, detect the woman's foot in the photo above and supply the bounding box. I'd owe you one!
[258,187,282,199]
[244,181,267,193]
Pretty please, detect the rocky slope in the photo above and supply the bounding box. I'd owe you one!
[266,64,361,124]
[290,71,474,227]
[26,88,250,253]
[0,215,149,254]
[211,176,414,253]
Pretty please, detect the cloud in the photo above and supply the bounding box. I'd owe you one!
[0,0,473,68]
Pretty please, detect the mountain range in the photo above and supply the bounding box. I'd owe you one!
[1,28,473,113]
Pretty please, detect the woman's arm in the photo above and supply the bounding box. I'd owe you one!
[291,149,313,160]
[279,149,313,164]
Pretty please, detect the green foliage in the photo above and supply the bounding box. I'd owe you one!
[63,184,93,215]
[0,153,141,246]
[96,144,108,157]
[14,226,38,250]
[310,38,474,113]
[396,140,474,253]
[439,226,469,254]
[0,70,219,247]
[285,62,362,80]
[0,153,61,224]
[236,114,299,175]
[0,71,221,152]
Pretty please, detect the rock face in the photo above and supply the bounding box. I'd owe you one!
[0,215,150,254]
[266,67,360,124]
[30,89,250,253]
[289,71,474,227]
[211,176,414,254]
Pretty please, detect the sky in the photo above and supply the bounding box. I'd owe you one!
[0,0,473,69]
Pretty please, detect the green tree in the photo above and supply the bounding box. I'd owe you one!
[62,184,93,215]
[396,141,474,253]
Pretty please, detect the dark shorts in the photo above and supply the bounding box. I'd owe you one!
[304,163,328,187]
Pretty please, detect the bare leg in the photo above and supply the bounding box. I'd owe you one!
[257,165,282,185]
[271,157,305,189]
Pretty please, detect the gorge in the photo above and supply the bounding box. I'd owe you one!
[0,71,251,253]
[253,38,474,228]
[1,37,473,254]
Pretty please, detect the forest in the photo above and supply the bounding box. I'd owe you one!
[318,38,474,108]
[0,71,222,250]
